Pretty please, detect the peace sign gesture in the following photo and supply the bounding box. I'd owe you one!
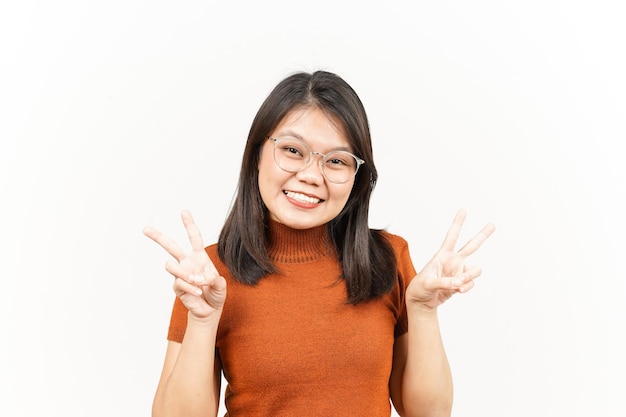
[406,210,495,310]
[143,210,227,322]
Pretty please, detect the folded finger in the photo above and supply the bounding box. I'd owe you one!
[462,265,483,281]
[422,275,465,292]
[164,260,192,282]
[166,260,217,284]
[173,277,204,297]
[458,280,475,293]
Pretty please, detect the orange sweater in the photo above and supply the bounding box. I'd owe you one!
[167,221,417,417]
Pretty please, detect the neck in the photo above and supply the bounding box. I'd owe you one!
[266,220,335,263]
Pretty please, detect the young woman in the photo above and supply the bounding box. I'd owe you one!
[144,71,495,417]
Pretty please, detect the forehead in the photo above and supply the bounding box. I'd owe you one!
[271,107,351,150]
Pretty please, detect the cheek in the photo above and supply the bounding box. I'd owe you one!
[332,183,355,208]
[257,146,289,202]
[257,146,277,181]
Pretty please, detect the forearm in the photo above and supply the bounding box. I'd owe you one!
[153,313,221,417]
[401,305,453,417]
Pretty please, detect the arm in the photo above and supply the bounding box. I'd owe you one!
[390,210,495,417]
[390,308,452,417]
[153,336,222,417]
[152,321,222,417]
[145,210,227,417]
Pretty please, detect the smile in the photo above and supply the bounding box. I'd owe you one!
[284,190,323,204]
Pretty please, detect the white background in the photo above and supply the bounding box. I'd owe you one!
[1,1,624,416]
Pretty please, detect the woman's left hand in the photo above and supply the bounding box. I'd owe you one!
[406,210,495,310]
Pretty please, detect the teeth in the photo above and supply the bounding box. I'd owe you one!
[285,191,321,204]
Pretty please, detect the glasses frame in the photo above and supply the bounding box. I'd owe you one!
[268,136,365,184]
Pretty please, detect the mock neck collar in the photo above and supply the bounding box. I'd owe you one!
[266,219,335,263]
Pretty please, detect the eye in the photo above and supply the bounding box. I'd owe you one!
[277,139,307,159]
[325,153,353,169]
[285,146,302,156]
[328,157,348,166]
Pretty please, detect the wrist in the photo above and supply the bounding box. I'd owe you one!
[406,301,439,319]
[187,310,222,330]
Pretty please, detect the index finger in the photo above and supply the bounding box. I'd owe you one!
[181,210,205,252]
[440,209,467,251]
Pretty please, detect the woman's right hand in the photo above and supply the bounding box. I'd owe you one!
[144,210,227,322]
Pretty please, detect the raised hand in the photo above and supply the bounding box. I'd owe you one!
[406,210,495,310]
[143,210,227,321]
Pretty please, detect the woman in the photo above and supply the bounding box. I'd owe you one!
[144,71,495,417]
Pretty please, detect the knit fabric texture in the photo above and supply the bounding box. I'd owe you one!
[167,220,417,416]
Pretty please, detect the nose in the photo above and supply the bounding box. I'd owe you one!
[295,152,325,184]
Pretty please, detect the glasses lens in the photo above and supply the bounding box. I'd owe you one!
[272,137,362,184]
[273,138,310,172]
[322,151,358,184]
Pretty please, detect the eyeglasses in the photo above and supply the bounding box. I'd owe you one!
[268,136,365,184]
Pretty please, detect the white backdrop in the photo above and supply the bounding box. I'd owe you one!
[1,1,624,416]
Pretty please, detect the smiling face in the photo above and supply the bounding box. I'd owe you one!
[258,106,356,230]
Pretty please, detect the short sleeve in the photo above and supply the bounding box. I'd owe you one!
[389,234,417,337]
[167,296,188,343]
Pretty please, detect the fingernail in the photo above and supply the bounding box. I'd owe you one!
[453,279,463,287]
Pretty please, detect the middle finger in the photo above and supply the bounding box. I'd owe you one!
[144,226,185,261]
[457,223,496,258]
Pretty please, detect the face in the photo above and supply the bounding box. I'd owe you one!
[258,107,356,229]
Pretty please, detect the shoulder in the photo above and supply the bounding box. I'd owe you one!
[204,243,231,277]
[205,242,219,258]
[377,229,410,254]
[377,229,417,281]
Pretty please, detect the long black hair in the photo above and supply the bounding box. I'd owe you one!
[218,70,396,304]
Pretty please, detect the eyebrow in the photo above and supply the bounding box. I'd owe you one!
[276,130,353,153]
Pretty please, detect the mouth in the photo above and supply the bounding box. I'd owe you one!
[283,190,324,204]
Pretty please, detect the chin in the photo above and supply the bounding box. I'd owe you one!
[273,213,327,230]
